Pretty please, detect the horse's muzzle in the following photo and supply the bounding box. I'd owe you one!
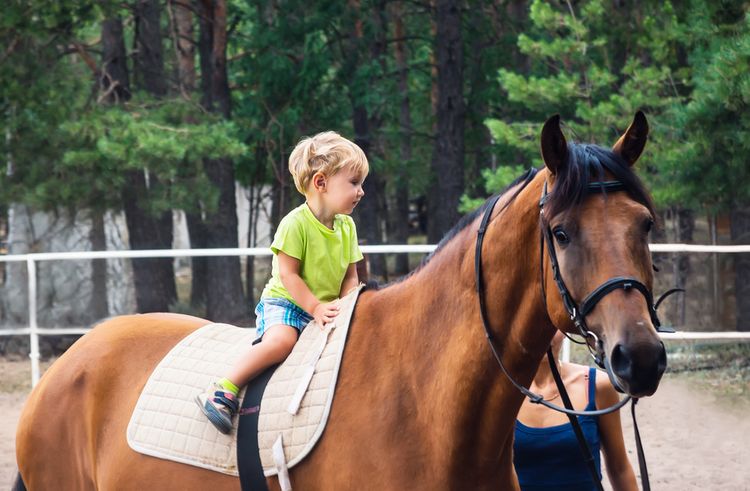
[609,340,667,397]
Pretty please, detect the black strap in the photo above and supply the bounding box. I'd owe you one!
[631,399,651,491]
[547,349,604,491]
[579,276,655,318]
[587,181,627,193]
[237,364,278,491]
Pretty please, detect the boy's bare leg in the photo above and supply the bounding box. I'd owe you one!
[225,324,298,387]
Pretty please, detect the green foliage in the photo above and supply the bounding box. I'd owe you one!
[459,164,527,213]
[4,0,750,236]
[1,1,248,218]
[229,0,352,187]
[57,99,246,213]
[674,5,750,211]
[482,0,693,210]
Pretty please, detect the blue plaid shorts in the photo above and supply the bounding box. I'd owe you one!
[254,297,313,338]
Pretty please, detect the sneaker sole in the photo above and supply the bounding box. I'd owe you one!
[195,394,233,434]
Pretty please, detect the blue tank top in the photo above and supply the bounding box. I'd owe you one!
[513,367,602,491]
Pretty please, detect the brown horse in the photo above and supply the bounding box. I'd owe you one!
[15,112,666,490]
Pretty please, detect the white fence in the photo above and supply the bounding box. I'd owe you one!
[1,244,749,387]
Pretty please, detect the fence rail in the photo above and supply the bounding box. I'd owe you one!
[0,243,748,387]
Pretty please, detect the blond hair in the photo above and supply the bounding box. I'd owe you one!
[288,131,369,195]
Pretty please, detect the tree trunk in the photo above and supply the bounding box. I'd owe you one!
[197,0,248,323]
[100,18,131,103]
[428,0,465,243]
[134,0,167,96]
[101,16,176,312]
[122,173,177,312]
[730,206,750,331]
[170,0,196,93]
[94,18,130,320]
[465,5,494,197]
[122,1,177,313]
[390,1,412,276]
[88,210,108,322]
[270,147,293,230]
[671,208,694,326]
[245,144,270,307]
[351,107,386,281]
[345,0,387,280]
[185,211,208,309]
[168,0,207,311]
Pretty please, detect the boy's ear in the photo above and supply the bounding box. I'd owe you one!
[312,172,327,191]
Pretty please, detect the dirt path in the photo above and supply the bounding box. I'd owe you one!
[606,375,749,490]
[2,373,748,489]
[1,392,25,489]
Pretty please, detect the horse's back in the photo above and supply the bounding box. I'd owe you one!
[15,313,239,490]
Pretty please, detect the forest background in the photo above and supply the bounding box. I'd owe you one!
[1,0,749,335]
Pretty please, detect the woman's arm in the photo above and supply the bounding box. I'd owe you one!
[278,252,339,325]
[339,263,359,298]
[597,374,638,491]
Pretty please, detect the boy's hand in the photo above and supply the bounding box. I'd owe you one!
[312,301,340,328]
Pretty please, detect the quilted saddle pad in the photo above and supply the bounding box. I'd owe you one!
[126,285,362,477]
[257,285,361,475]
[126,322,255,475]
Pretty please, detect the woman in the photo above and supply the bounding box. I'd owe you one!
[514,331,638,490]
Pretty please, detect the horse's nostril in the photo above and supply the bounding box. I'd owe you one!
[610,343,633,380]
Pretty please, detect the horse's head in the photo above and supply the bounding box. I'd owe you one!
[539,111,666,397]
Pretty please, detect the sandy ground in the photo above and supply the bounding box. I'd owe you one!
[2,372,748,490]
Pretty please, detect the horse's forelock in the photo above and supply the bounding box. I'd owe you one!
[545,143,655,220]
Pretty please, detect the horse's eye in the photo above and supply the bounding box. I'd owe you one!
[553,227,570,245]
[645,218,654,233]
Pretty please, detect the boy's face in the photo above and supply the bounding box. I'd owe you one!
[321,167,366,215]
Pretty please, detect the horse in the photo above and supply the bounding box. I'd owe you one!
[14,112,666,490]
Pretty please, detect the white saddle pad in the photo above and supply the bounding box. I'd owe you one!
[257,285,361,476]
[126,286,362,478]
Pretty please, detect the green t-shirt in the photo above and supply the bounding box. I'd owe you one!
[261,203,363,308]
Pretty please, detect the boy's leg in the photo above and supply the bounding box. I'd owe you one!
[196,324,298,434]
[225,324,298,387]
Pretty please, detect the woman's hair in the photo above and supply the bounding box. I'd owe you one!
[288,131,369,195]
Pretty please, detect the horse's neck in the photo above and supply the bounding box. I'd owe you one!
[355,184,554,482]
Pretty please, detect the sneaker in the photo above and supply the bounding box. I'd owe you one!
[195,383,239,434]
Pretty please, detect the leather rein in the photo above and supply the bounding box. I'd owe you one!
[474,177,683,491]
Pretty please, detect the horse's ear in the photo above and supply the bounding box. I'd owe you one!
[540,114,568,175]
[612,111,649,167]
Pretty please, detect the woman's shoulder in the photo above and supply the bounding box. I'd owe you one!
[593,368,621,406]
[562,362,591,381]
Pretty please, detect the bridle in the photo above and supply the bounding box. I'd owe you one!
[474,174,683,491]
[538,180,679,393]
